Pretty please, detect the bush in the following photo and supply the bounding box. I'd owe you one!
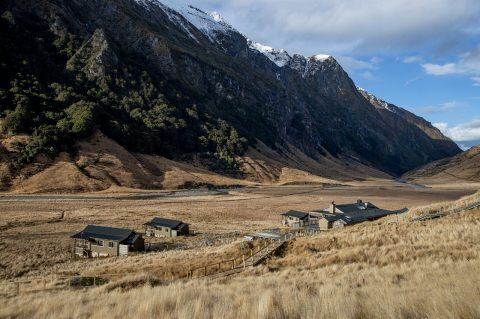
[3,104,30,134]
[65,100,95,136]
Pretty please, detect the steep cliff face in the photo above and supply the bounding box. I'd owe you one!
[0,0,460,181]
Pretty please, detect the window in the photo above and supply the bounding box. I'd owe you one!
[108,242,114,248]
[165,228,169,232]
[97,240,104,247]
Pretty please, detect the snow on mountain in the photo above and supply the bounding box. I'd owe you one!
[135,0,333,72]
[247,40,292,67]
[313,54,331,62]
[171,6,236,42]
[357,87,397,113]
[135,0,236,42]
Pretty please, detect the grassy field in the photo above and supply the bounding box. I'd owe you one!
[0,182,479,318]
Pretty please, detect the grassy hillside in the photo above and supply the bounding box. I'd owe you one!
[404,145,480,185]
[1,192,479,318]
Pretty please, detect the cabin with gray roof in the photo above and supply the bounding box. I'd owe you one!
[281,210,311,228]
[314,199,400,230]
[144,217,189,238]
[71,225,144,258]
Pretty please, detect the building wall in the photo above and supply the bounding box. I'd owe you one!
[90,238,119,256]
[130,236,145,251]
[318,219,332,230]
[146,225,189,237]
[282,216,311,228]
[74,238,119,257]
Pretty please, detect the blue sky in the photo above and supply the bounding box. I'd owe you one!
[170,0,480,148]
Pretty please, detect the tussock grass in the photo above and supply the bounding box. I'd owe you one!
[408,191,479,218]
[1,193,480,318]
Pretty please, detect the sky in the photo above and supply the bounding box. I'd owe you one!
[171,0,480,149]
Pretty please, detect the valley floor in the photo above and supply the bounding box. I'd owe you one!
[0,181,478,318]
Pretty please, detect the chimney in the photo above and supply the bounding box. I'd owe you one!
[330,201,336,214]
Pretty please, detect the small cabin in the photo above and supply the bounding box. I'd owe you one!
[71,225,144,258]
[144,217,189,238]
[281,210,310,228]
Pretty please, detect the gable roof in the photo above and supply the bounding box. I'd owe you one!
[144,217,186,229]
[282,210,309,219]
[335,202,379,214]
[71,225,134,242]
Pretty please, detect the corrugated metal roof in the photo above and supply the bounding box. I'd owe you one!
[144,217,185,229]
[71,225,134,242]
[282,210,309,219]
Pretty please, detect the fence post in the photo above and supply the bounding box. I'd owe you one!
[93,277,96,287]
[16,282,20,295]
[218,263,221,273]
[250,249,253,258]
[204,266,207,277]
[232,260,235,269]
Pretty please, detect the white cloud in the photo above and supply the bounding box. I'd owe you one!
[421,47,480,84]
[335,55,381,78]
[361,71,375,80]
[403,56,422,63]
[434,119,480,142]
[336,56,375,71]
[418,101,463,114]
[471,76,480,86]
[422,63,459,75]
[404,77,420,86]
[184,0,480,56]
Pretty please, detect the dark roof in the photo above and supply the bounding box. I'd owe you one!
[282,210,309,219]
[144,217,186,229]
[335,202,379,214]
[71,225,134,242]
[123,233,142,245]
[322,214,343,222]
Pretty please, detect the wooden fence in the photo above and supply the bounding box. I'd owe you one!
[412,200,480,222]
[0,230,319,297]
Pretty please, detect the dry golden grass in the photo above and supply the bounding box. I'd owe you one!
[408,191,480,218]
[1,191,479,318]
[0,183,473,280]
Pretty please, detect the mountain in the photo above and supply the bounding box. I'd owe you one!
[0,0,461,192]
[403,145,480,184]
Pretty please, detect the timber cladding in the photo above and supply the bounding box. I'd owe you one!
[144,217,190,238]
[71,225,144,257]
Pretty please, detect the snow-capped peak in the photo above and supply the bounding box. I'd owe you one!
[313,54,331,62]
[210,12,225,23]
[357,87,397,113]
[134,1,334,72]
[135,0,236,42]
[247,40,291,67]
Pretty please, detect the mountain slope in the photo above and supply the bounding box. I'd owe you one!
[403,146,480,184]
[0,0,460,192]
